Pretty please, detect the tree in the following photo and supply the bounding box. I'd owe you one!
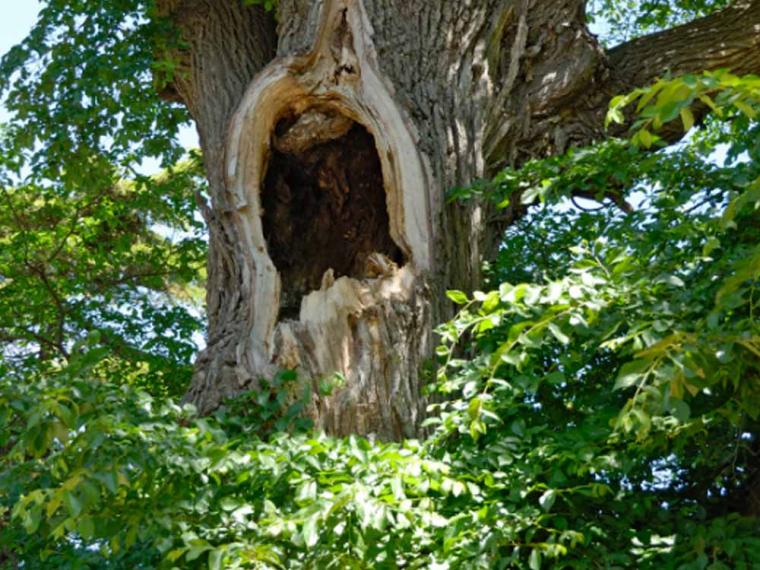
[2,4,760,564]
[160,0,760,438]
[3,1,760,440]
[0,159,207,397]
[3,88,760,566]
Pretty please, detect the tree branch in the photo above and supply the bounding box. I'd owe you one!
[608,0,760,95]
[481,2,760,239]
[597,1,760,142]
[484,0,760,171]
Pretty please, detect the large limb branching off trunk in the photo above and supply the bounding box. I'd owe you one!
[159,0,760,439]
[608,1,760,93]
[604,0,760,143]
[484,0,760,171]
[482,0,760,253]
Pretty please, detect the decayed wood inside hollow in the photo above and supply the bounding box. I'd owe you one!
[261,111,405,319]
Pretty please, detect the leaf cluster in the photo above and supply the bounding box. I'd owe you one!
[0,153,207,398]
[1,3,760,567]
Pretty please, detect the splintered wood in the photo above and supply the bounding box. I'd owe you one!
[262,110,404,319]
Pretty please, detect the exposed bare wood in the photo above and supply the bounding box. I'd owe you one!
[185,0,437,438]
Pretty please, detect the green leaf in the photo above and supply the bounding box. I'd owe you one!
[78,516,95,539]
[734,100,757,119]
[529,547,542,570]
[167,549,187,563]
[539,489,557,512]
[548,323,570,345]
[669,399,691,423]
[208,548,223,570]
[63,491,82,517]
[680,107,695,131]
[467,397,483,420]
[296,481,317,503]
[606,108,625,127]
[698,93,720,115]
[302,514,319,548]
[219,497,240,512]
[446,290,469,305]
[636,129,655,148]
[614,360,650,391]
[186,544,211,562]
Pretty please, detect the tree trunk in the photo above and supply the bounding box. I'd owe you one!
[160,0,760,439]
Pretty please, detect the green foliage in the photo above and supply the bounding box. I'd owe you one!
[430,76,760,567]
[607,70,760,148]
[0,0,208,397]
[588,0,731,44]
[0,0,188,182]
[219,370,314,438]
[1,2,759,568]
[1,353,467,569]
[3,75,760,567]
[0,153,207,398]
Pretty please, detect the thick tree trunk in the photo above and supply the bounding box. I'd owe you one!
[160,0,760,439]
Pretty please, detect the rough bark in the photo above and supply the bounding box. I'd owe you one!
[159,0,760,439]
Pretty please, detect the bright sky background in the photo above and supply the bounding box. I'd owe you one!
[0,2,611,161]
[0,1,40,49]
[0,2,610,149]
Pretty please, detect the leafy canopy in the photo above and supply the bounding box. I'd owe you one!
[0,0,208,398]
[1,1,760,569]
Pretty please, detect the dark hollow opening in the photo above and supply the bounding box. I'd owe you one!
[261,112,405,320]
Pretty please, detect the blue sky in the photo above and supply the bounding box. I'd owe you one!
[0,2,40,55]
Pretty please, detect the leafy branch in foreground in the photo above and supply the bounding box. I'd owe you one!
[606,70,760,148]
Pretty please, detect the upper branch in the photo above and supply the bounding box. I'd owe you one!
[608,0,760,94]
[485,0,760,170]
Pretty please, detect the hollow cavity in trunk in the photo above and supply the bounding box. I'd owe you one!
[262,110,405,320]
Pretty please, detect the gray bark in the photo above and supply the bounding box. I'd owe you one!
[157,0,760,439]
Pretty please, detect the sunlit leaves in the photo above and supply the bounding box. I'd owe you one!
[429,75,760,567]
[0,156,207,397]
[2,4,760,563]
[0,0,189,181]
[606,71,760,147]
[0,2,205,399]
